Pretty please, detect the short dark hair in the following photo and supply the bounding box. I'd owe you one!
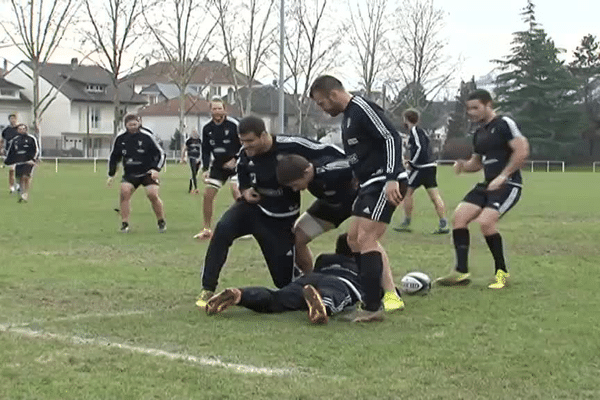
[123,113,140,124]
[238,115,266,137]
[335,233,353,257]
[8,114,17,120]
[309,75,344,98]
[276,154,311,185]
[403,109,420,124]
[467,89,493,105]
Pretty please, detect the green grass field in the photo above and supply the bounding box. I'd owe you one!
[1,162,599,399]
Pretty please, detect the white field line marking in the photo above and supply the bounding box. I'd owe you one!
[6,309,153,328]
[0,323,296,377]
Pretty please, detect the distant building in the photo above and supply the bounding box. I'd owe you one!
[5,59,146,157]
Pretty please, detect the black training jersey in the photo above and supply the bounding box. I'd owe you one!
[342,96,405,187]
[237,135,345,218]
[407,126,436,169]
[2,125,19,151]
[309,158,357,206]
[314,253,362,299]
[201,117,241,171]
[4,133,39,165]
[108,128,166,178]
[185,137,202,159]
[473,116,524,185]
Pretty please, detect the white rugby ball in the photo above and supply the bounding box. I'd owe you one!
[400,272,432,295]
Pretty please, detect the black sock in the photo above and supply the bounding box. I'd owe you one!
[121,221,129,228]
[157,219,165,225]
[358,251,384,312]
[485,233,507,273]
[453,228,469,273]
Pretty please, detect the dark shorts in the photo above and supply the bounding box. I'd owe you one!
[463,182,522,216]
[15,164,34,178]
[122,174,159,189]
[352,180,397,224]
[205,163,237,189]
[407,166,437,189]
[307,199,353,227]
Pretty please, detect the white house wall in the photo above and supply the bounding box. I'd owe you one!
[5,63,71,144]
[139,115,212,144]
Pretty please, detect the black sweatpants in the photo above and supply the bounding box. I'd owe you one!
[239,273,356,314]
[188,157,201,191]
[201,201,298,291]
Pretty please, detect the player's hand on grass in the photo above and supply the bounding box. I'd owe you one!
[106,176,114,188]
[385,180,403,206]
[242,188,261,203]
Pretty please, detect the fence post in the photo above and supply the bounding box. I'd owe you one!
[55,158,58,173]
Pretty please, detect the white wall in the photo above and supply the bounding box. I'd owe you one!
[5,63,71,142]
[139,114,212,144]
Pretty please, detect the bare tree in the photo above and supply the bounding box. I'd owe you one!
[386,0,458,113]
[0,0,79,155]
[284,0,343,136]
[143,0,218,140]
[346,0,392,98]
[212,0,277,116]
[82,0,147,140]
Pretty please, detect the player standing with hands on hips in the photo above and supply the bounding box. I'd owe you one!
[436,90,529,289]
[107,113,167,233]
[310,75,407,322]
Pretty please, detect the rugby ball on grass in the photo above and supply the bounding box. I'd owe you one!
[400,272,431,295]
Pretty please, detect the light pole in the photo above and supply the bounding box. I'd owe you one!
[277,0,285,134]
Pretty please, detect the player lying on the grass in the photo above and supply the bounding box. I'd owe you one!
[107,113,167,233]
[196,116,347,309]
[276,154,406,313]
[206,234,371,324]
[436,89,529,289]
[3,123,39,203]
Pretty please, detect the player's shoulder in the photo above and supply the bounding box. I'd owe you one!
[496,115,523,137]
[225,116,239,126]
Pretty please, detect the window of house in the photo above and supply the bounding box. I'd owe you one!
[90,107,101,129]
[86,84,106,93]
[210,86,222,97]
[0,88,18,98]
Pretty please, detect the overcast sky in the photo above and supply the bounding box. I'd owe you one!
[444,0,599,80]
[1,0,598,92]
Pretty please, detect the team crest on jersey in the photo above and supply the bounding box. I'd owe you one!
[346,118,352,128]
[225,129,229,136]
[347,138,358,145]
[138,140,143,147]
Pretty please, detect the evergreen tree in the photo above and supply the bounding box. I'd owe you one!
[447,77,477,138]
[494,1,582,156]
[569,34,600,156]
